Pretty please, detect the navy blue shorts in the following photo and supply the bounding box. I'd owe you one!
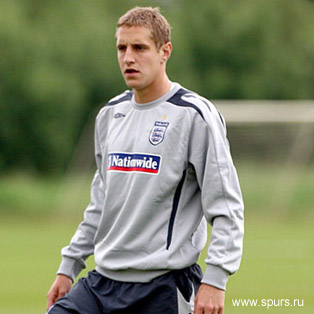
[47,264,202,314]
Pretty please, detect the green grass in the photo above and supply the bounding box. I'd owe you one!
[0,172,94,217]
[1,162,314,218]
[0,217,313,313]
[236,161,314,218]
[217,218,313,313]
[0,163,313,313]
[0,216,95,314]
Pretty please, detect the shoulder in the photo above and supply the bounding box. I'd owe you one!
[96,90,133,120]
[107,90,133,107]
[168,85,224,126]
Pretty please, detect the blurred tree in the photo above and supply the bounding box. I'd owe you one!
[168,0,314,99]
[0,0,121,173]
[0,0,313,173]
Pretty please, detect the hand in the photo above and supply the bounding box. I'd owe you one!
[46,274,73,310]
[194,283,225,314]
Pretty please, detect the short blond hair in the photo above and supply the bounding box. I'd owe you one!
[117,7,171,49]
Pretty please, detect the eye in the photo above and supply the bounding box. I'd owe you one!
[135,45,145,51]
[117,45,126,52]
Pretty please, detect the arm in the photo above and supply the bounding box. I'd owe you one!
[56,168,105,280]
[188,103,244,311]
[47,115,105,307]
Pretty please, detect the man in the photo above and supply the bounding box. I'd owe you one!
[47,6,244,314]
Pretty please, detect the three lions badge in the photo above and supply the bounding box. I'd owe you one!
[149,121,169,146]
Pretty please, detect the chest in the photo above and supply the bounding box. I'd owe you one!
[99,105,190,156]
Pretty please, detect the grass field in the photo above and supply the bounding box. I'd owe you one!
[1,216,312,314]
[0,162,313,313]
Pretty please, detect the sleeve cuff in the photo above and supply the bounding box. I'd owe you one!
[57,256,86,282]
[201,264,230,291]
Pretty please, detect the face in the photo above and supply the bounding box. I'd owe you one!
[116,26,170,95]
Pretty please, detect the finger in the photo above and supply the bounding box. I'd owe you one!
[211,305,223,314]
[193,302,201,314]
[194,302,205,314]
[205,306,212,314]
[204,305,218,314]
[58,290,67,299]
[47,293,57,310]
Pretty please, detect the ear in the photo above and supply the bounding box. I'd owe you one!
[160,42,172,64]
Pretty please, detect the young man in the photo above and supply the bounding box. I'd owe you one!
[47,7,244,314]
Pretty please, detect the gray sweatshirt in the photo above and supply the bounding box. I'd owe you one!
[57,83,244,290]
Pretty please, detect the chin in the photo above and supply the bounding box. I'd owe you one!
[125,80,145,91]
[124,79,137,88]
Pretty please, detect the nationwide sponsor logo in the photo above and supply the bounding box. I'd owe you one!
[149,121,169,146]
[107,152,161,174]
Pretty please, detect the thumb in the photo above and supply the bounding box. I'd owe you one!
[47,291,58,311]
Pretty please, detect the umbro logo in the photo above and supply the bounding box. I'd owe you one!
[114,113,126,119]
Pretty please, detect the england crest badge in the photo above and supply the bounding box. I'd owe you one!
[149,121,169,146]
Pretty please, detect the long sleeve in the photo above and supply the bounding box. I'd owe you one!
[57,118,105,281]
[188,103,244,290]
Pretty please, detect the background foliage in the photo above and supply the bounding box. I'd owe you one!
[1,2,313,313]
[1,0,313,173]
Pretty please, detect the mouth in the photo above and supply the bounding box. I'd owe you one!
[125,68,139,75]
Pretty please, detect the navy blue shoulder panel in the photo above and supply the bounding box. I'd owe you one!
[167,88,205,120]
[107,91,133,107]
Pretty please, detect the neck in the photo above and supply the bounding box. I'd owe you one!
[133,75,171,104]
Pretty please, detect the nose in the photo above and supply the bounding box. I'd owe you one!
[124,47,135,65]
